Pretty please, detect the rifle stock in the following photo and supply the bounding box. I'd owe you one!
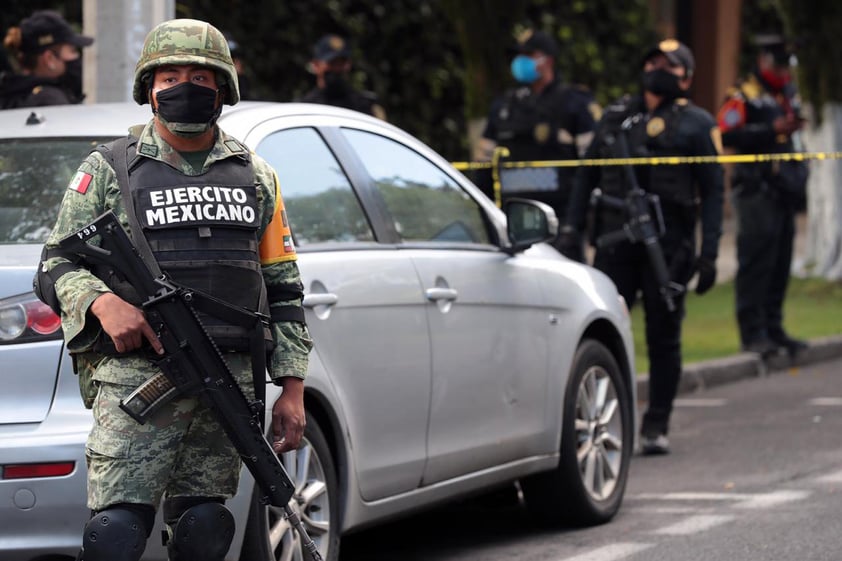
[58,211,323,560]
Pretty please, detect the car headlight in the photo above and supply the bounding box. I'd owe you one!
[0,293,62,344]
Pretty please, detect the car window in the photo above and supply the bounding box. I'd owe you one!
[340,128,491,245]
[0,138,102,244]
[256,127,374,247]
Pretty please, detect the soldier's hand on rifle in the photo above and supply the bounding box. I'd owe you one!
[90,292,164,354]
[694,257,717,295]
[272,377,306,454]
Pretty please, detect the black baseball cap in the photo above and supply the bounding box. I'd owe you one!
[19,10,94,54]
[754,34,791,66]
[312,34,351,62]
[643,39,695,77]
[515,29,559,57]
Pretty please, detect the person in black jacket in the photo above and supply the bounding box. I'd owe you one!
[717,34,808,358]
[561,40,724,455]
[299,33,385,120]
[0,10,93,109]
[476,29,600,248]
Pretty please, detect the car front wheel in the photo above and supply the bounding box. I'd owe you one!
[521,338,632,526]
[240,415,340,560]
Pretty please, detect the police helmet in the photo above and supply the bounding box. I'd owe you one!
[133,19,239,106]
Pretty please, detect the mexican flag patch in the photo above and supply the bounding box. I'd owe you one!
[68,171,93,194]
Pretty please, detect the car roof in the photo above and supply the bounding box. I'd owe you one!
[0,101,402,141]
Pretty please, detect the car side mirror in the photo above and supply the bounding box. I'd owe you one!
[504,198,558,255]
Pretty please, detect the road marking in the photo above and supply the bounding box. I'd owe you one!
[815,469,842,483]
[673,398,728,407]
[733,489,811,509]
[625,505,707,514]
[561,542,653,561]
[654,514,735,535]
[808,397,842,406]
[631,492,749,501]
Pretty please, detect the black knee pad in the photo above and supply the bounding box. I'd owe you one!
[165,501,235,561]
[80,504,152,561]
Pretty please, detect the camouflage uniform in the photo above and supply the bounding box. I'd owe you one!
[41,21,312,513]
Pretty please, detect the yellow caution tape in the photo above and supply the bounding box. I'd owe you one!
[451,151,842,171]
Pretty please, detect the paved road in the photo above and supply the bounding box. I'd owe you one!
[339,355,842,561]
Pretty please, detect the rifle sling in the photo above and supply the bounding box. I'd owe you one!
[104,136,269,420]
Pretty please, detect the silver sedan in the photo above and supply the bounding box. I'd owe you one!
[0,102,636,561]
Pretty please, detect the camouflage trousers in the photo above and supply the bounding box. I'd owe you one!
[85,353,256,511]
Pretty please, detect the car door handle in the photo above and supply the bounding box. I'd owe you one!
[303,293,339,308]
[424,287,458,302]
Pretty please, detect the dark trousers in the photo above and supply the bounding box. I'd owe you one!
[594,243,687,436]
[733,189,795,345]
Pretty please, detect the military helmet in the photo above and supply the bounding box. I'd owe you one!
[133,19,239,105]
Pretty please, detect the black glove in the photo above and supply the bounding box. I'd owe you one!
[555,225,585,263]
[694,257,717,295]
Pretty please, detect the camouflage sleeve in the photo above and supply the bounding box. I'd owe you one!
[44,151,123,351]
[252,154,313,382]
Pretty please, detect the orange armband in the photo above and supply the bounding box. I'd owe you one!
[259,174,297,264]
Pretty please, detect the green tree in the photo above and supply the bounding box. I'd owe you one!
[776,0,842,280]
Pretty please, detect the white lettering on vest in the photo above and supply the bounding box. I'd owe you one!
[144,186,256,227]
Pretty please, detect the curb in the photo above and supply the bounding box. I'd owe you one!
[636,334,842,399]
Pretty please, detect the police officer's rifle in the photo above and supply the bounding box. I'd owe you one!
[591,115,684,312]
[58,211,324,561]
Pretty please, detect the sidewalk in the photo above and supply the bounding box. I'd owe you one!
[638,333,842,401]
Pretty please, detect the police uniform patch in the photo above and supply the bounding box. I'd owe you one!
[647,117,666,137]
[659,39,680,52]
[68,171,93,194]
[717,98,746,132]
[139,143,158,157]
[224,140,245,153]
[283,235,295,253]
[534,122,551,144]
[329,36,345,51]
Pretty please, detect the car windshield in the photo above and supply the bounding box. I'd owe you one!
[0,138,106,244]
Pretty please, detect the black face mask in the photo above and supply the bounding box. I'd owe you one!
[323,71,351,98]
[154,82,221,137]
[59,58,84,100]
[642,69,683,99]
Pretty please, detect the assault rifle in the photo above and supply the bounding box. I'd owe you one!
[591,115,684,312]
[59,211,323,561]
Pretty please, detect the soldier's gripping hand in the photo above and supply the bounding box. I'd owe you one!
[90,292,164,354]
[694,257,717,295]
[555,224,586,263]
[272,377,306,454]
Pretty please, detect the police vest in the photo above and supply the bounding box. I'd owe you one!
[494,84,579,163]
[108,145,270,352]
[598,101,696,204]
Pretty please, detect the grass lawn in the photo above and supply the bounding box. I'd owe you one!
[630,277,842,374]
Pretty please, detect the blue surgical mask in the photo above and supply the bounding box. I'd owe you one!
[511,55,541,84]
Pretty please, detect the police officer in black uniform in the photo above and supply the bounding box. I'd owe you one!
[717,35,808,358]
[561,40,724,455]
[299,33,386,119]
[476,29,599,249]
[0,10,93,109]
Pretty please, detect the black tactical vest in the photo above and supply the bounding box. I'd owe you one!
[595,99,697,235]
[110,147,270,351]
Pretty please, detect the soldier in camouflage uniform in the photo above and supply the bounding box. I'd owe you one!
[36,19,312,561]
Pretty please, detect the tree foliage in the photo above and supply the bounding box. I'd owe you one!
[776,0,842,120]
[2,1,657,160]
[174,0,657,161]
